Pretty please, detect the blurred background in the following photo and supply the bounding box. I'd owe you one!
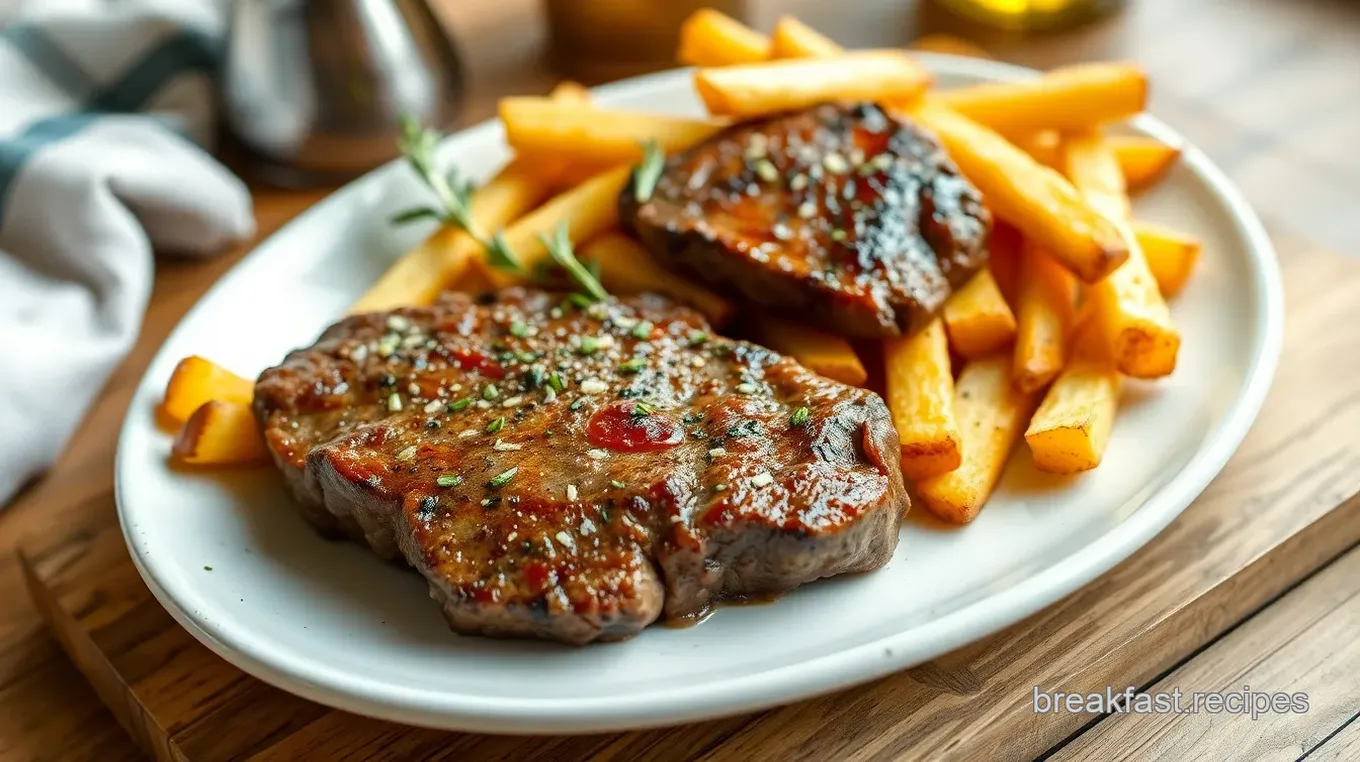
[415,0,1359,253]
[221,0,1356,249]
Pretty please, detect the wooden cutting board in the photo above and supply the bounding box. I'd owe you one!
[18,231,1360,761]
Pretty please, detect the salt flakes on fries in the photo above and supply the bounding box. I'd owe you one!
[163,12,1206,531]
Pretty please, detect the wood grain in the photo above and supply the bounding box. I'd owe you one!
[1052,547,1360,761]
[4,0,1360,759]
[16,234,1360,761]
[1309,714,1360,762]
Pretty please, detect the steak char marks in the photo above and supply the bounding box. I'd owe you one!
[621,102,991,339]
[254,289,905,644]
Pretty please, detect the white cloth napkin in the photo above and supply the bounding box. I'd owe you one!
[0,0,254,505]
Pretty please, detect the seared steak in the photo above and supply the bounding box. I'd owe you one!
[620,102,991,339]
[254,289,905,644]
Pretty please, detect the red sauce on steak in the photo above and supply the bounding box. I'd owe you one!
[586,401,685,452]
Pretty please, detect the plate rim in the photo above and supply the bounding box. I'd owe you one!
[115,53,1285,733]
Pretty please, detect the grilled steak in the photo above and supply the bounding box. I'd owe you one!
[254,288,905,645]
[620,102,991,339]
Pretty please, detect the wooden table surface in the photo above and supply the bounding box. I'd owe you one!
[3,0,1359,760]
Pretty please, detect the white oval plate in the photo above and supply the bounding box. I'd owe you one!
[117,55,1283,734]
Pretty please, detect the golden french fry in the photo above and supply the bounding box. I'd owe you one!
[912,103,1128,283]
[1025,324,1121,473]
[162,356,255,424]
[746,316,867,386]
[351,161,546,314]
[884,319,962,479]
[1017,130,1062,169]
[943,269,1017,359]
[915,354,1038,524]
[908,34,993,59]
[677,8,771,66]
[1134,221,1201,297]
[548,80,591,102]
[695,51,931,119]
[1109,135,1181,192]
[580,233,734,326]
[937,63,1147,136]
[1064,131,1180,378]
[500,98,725,172]
[770,16,844,59]
[172,400,268,465]
[481,165,632,288]
[1013,241,1077,393]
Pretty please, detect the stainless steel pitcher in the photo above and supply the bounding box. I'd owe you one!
[223,0,464,186]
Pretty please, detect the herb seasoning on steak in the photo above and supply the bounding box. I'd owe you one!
[620,102,991,339]
[254,289,905,645]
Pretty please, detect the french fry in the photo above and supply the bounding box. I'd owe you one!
[481,165,632,288]
[915,355,1038,524]
[677,8,771,66]
[911,103,1128,283]
[908,34,993,59]
[548,80,591,103]
[1017,130,1062,169]
[580,233,734,326]
[1025,324,1121,473]
[942,270,1017,358]
[162,356,255,424]
[695,51,931,119]
[1135,221,1202,297]
[1064,131,1180,378]
[770,16,844,59]
[1013,242,1077,393]
[884,319,962,479]
[936,63,1147,136]
[746,316,867,386]
[172,400,268,465]
[769,24,992,65]
[1109,135,1181,192]
[500,98,724,172]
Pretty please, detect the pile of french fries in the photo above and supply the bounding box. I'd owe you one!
[164,10,1200,531]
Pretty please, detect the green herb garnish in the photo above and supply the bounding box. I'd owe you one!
[488,467,518,488]
[448,398,471,413]
[436,474,463,487]
[631,320,654,340]
[547,372,566,392]
[619,357,647,373]
[482,384,499,401]
[790,407,811,427]
[539,222,608,302]
[687,330,709,346]
[393,116,522,272]
[486,416,505,434]
[578,335,600,355]
[610,480,626,489]
[632,401,654,417]
[509,320,531,338]
[633,139,664,203]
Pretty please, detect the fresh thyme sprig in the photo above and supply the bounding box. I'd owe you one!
[539,222,609,302]
[633,139,664,203]
[391,115,521,273]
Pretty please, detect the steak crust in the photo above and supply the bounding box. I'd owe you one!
[254,288,905,644]
[620,102,991,339]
